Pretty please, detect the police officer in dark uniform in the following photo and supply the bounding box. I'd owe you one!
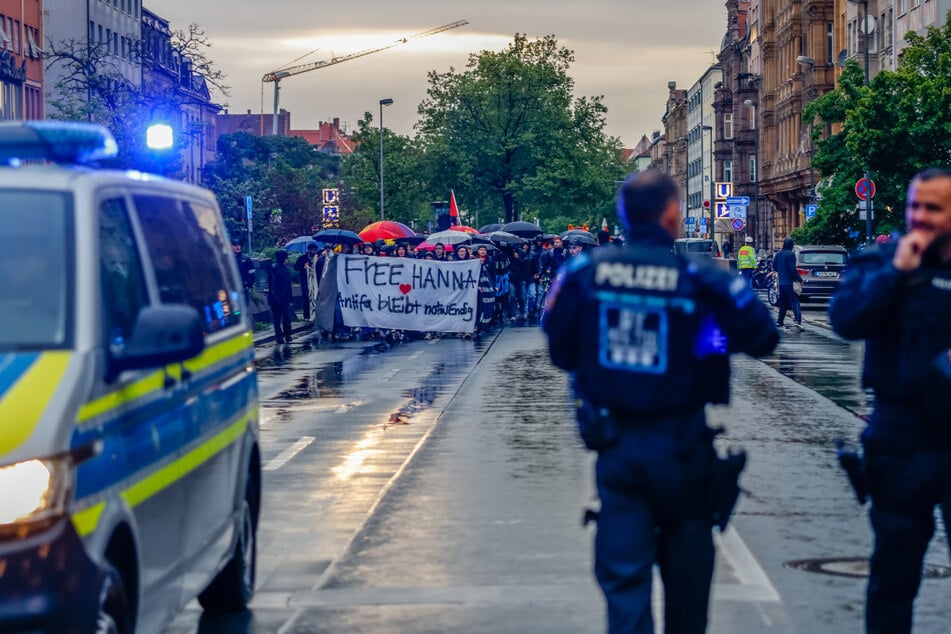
[232,237,256,305]
[829,167,951,634]
[543,170,778,634]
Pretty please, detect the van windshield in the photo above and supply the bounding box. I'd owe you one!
[0,191,72,350]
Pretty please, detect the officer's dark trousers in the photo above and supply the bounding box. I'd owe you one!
[863,425,951,634]
[594,410,715,634]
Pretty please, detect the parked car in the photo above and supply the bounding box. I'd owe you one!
[0,122,261,634]
[793,244,849,301]
[673,238,715,258]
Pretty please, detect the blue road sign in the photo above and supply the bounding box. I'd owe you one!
[726,196,750,205]
[805,204,818,219]
[715,202,731,219]
[698,217,708,229]
[715,182,733,199]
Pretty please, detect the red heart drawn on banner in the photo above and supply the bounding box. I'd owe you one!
[399,284,412,295]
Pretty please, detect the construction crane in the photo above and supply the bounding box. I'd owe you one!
[262,20,468,135]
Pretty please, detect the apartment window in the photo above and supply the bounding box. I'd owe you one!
[723,113,733,140]
[724,160,733,183]
[98,25,103,45]
[750,157,758,183]
[11,19,18,54]
[827,22,834,64]
[912,0,921,7]
[113,32,118,56]
[898,0,906,14]
[0,16,9,50]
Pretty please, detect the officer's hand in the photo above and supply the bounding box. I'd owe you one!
[893,230,931,271]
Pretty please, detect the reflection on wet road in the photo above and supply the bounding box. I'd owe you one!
[761,307,873,419]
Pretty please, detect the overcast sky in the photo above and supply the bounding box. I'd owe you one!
[151,0,727,148]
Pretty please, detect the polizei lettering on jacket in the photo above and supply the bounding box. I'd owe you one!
[595,263,679,291]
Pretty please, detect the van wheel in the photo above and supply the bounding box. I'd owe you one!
[95,563,132,634]
[198,498,256,613]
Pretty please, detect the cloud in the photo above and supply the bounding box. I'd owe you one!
[153,0,727,145]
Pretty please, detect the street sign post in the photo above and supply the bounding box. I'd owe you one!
[245,196,253,253]
[726,196,750,205]
[855,178,876,201]
[805,204,818,220]
[715,202,731,219]
[731,218,746,232]
[715,182,733,200]
[729,205,748,220]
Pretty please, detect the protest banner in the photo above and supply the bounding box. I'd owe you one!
[336,255,480,333]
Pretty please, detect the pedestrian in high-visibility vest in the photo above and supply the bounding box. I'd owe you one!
[737,236,757,287]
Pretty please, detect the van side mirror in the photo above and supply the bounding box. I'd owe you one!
[108,305,205,381]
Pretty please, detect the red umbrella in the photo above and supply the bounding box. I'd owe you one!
[449,225,480,234]
[359,220,416,242]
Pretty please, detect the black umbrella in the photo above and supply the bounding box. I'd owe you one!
[561,229,596,242]
[501,221,543,238]
[312,228,363,246]
[564,233,598,247]
[479,223,503,234]
[486,230,524,246]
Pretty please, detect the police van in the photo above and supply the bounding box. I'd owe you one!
[0,122,261,633]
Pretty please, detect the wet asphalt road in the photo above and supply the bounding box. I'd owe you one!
[164,313,949,634]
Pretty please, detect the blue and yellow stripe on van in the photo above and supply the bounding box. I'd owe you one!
[0,352,71,456]
[67,329,256,538]
[77,330,254,424]
[70,404,256,537]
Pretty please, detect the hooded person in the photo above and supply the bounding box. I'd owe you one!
[773,237,804,330]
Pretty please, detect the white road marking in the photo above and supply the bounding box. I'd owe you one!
[264,436,315,471]
[334,398,365,414]
[408,351,424,360]
[715,526,781,602]
[381,369,400,382]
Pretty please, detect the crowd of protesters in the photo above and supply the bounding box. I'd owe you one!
[282,230,621,343]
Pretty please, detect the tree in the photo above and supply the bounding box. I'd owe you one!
[416,34,626,225]
[202,133,342,251]
[797,15,951,247]
[340,112,432,229]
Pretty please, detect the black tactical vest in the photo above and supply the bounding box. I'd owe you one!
[899,264,951,424]
[573,245,728,416]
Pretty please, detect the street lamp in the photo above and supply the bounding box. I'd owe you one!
[847,0,874,243]
[379,98,394,220]
[744,99,766,249]
[702,125,714,244]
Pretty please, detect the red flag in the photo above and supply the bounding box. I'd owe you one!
[449,190,460,226]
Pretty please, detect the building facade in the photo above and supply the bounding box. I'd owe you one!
[661,82,689,227]
[686,66,722,240]
[0,0,43,120]
[757,0,835,246]
[141,9,219,183]
[43,0,143,117]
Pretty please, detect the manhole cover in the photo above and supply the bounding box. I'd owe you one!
[785,557,951,579]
